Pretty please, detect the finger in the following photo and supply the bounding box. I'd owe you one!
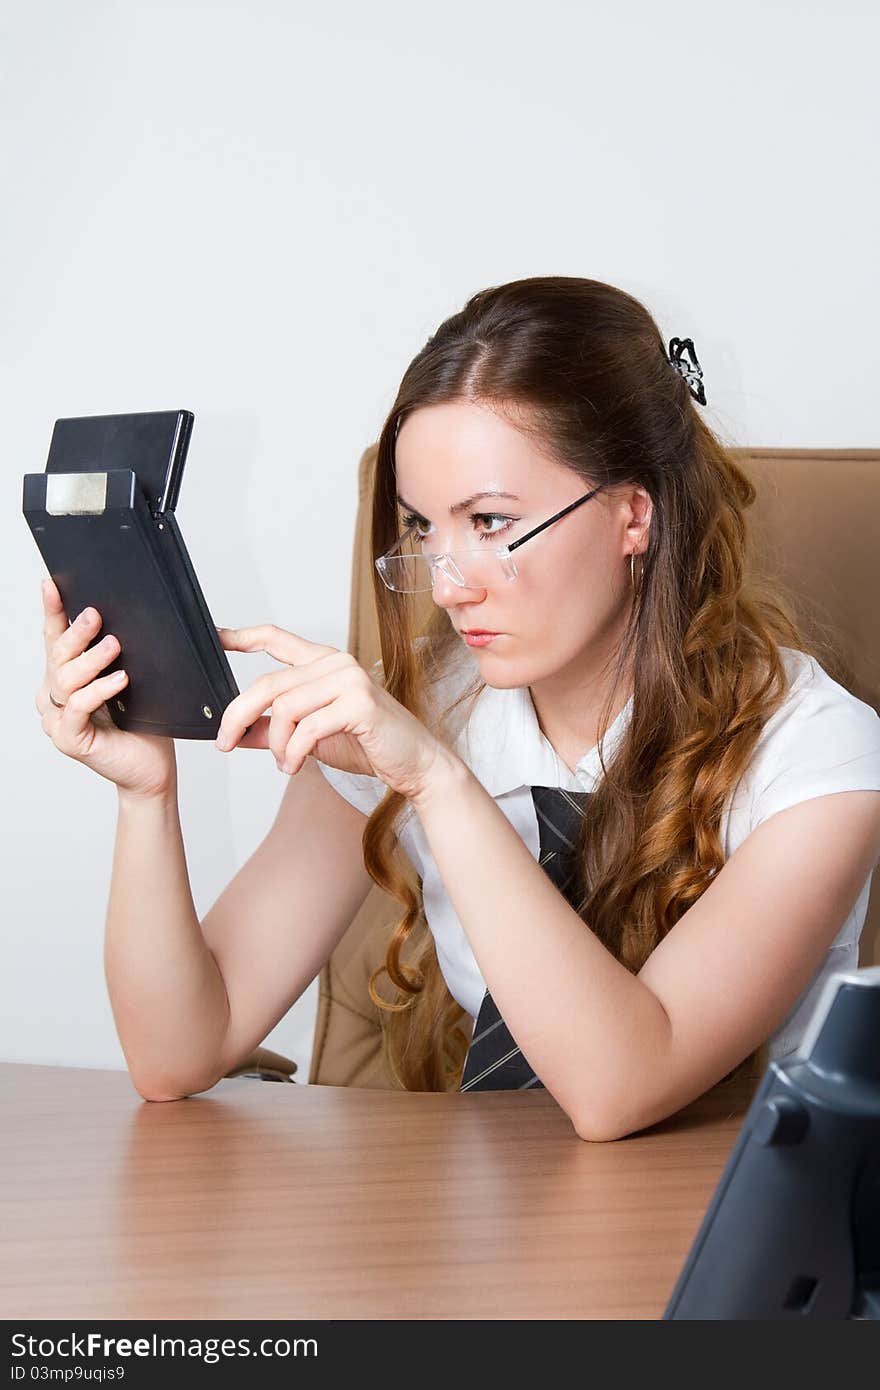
[41,578,73,653]
[213,718,288,755]
[216,650,354,749]
[45,670,129,748]
[217,624,338,666]
[215,669,305,749]
[278,703,354,777]
[47,605,105,671]
[231,715,271,750]
[51,633,122,704]
[262,670,360,765]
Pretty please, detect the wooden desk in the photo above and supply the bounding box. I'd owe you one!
[1,1062,756,1321]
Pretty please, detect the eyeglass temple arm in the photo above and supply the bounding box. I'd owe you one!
[384,484,604,560]
[505,484,604,554]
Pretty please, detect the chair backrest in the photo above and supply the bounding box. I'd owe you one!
[308,447,880,1087]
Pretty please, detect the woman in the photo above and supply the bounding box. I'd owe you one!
[37,276,880,1140]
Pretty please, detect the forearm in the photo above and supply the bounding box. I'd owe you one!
[411,753,673,1138]
[105,783,231,1101]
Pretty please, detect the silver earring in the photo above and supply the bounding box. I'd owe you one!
[630,552,642,596]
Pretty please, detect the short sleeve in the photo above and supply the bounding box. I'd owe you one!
[308,654,389,815]
[312,760,389,817]
[750,657,880,830]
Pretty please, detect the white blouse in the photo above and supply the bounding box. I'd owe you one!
[314,645,880,1059]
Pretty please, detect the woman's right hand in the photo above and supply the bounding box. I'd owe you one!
[36,577,178,800]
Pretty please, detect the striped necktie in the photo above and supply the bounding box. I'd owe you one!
[459,785,592,1092]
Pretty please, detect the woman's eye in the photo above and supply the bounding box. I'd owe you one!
[401,512,431,538]
[400,511,515,542]
[474,514,514,538]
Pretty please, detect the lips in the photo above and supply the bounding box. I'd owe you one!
[462,629,500,636]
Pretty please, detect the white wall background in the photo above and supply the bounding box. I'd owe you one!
[3,1,877,1082]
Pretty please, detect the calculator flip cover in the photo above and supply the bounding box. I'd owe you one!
[23,410,240,739]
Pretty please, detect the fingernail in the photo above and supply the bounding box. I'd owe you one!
[216,733,231,750]
[281,762,294,775]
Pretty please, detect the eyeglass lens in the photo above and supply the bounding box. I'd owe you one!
[379,549,516,592]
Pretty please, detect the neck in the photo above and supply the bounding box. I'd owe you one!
[532,682,632,776]
[529,623,634,775]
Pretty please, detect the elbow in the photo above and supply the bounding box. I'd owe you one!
[572,1113,628,1144]
[127,1065,218,1103]
[550,1079,626,1142]
[571,1095,645,1143]
[572,1093,674,1142]
[129,1073,188,1103]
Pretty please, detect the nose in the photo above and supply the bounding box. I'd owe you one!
[430,562,488,610]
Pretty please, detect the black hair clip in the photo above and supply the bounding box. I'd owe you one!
[667,337,707,405]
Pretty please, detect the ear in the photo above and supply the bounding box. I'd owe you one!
[624,485,652,554]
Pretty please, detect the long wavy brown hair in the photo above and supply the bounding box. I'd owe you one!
[356,275,847,1098]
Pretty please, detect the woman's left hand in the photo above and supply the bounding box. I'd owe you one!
[215,624,451,803]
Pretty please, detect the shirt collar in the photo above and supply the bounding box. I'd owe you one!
[453,658,634,797]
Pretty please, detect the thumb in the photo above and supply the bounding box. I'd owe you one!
[231,716,270,750]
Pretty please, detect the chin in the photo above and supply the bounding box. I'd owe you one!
[461,636,539,683]
[475,658,535,690]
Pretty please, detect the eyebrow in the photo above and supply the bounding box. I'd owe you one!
[395,489,521,518]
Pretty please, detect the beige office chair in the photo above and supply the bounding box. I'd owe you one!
[233,446,880,1087]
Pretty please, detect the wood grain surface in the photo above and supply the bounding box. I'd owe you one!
[0,1062,756,1321]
